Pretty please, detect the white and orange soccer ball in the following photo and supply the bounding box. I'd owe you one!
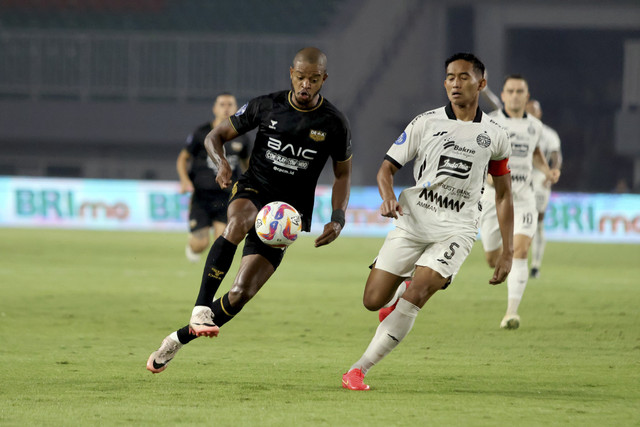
[254,201,302,248]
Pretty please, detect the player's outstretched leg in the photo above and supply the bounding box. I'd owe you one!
[343,298,420,390]
[146,334,183,374]
[501,258,528,330]
[189,305,220,337]
[530,221,545,278]
[378,280,410,322]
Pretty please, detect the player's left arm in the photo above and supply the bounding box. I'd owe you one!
[533,147,560,185]
[204,119,240,189]
[490,170,514,285]
[314,157,352,248]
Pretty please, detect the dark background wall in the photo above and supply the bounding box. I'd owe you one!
[1,0,639,192]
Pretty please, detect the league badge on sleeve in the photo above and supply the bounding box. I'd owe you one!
[394,132,407,145]
[235,103,248,116]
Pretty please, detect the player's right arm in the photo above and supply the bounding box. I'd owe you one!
[490,168,514,285]
[377,159,402,219]
[176,149,194,193]
[204,119,240,189]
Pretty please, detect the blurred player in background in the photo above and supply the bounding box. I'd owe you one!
[342,53,514,391]
[480,76,560,330]
[147,47,352,374]
[525,99,562,278]
[177,93,251,262]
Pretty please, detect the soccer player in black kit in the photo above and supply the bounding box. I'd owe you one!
[177,93,251,262]
[147,47,352,373]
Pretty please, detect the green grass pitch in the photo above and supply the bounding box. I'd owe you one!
[0,228,639,426]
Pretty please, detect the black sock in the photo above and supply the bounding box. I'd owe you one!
[176,325,198,344]
[195,237,237,307]
[211,293,243,328]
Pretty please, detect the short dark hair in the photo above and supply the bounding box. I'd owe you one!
[445,52,485,78]
[215,92,234,99]
[502,74,528,87]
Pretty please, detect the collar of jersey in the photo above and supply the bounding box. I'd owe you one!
[445,103,482,123]
[502,108,528,119]
[288,91,324,112]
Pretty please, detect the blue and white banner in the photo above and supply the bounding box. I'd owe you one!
[0,177,638,243]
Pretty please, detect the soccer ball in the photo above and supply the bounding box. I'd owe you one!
[254,201,302,248]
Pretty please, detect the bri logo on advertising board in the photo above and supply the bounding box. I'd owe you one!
[148,192,189,221]
[15,189,129,220]
[545,199,640,235]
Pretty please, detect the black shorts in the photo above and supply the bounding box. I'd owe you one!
[189,190,229,232]
[229,177,287,269]
[228,176,271,212]
[242,227,287,270]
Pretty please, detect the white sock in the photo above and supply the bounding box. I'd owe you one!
[382,280,409,308]
[350,298,420,375]
[506,258,529,316]
[185,244,202,263]
[531,221,545,269]
[168,331,180,343]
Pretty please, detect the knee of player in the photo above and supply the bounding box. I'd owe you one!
[223,217,254,242]
[228,285,257,307]
[190,238,209,253]
[362,293,385,311]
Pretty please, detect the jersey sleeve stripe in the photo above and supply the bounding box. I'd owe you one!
[336,154,353,163]
[384,154,403,170]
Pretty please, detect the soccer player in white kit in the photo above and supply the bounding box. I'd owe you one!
[479,76,560,330]
[525,99,563,279]
[342,53,515,391]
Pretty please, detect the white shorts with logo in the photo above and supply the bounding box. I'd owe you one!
[374,227,476,283]
[532,173,551,213]
[480,196,538,252]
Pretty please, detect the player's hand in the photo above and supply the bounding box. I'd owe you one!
[180,180,194,194]
[489,254,512,285]
[215,163,233,189]
[380,199,403,219]
[546,169,561,185]
[314,222,342,247]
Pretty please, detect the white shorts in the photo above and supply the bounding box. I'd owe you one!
[533,174,551,213]
[374,227,476,283]
[480,197,538,252]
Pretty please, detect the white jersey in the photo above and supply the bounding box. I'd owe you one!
[532,123,561,185]
[484,109,543,203]
[385,104,511,241]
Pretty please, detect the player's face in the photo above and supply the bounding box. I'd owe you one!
[289,61,327,109]
[501,79,529,113]
[213,95,238,119]
[444,60,485,106]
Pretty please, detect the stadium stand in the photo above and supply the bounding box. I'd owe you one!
[0,0,342,34]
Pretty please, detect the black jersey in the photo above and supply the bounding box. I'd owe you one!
[229,90,352,227]
[185,122,251,191]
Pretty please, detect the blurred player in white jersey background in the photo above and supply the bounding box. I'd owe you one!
[525,99,563,279]
[480,75,560,330]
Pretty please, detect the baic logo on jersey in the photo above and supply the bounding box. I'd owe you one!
[266,136,316,172]
[309,129,326,142]
[436,156,472,179]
